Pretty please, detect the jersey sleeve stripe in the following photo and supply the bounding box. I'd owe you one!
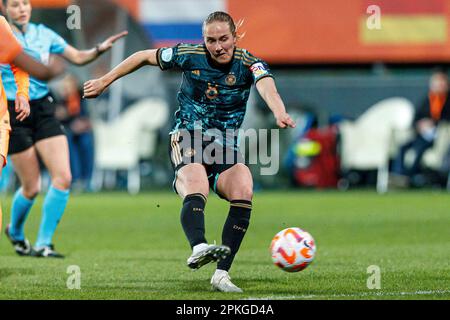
[234,54,254,62]
[177,51,206,55]
[234,56,255,67]
[243,56,258,64]
[242,53,258,63]
[237,57,258,67]
[177,49,205,54]
[178,46,204,52]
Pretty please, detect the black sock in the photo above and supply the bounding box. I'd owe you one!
[180,193,207,248]
[217,200,252,271]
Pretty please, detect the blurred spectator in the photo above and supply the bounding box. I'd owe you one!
[392,69,450,186]
[55,74,94,192]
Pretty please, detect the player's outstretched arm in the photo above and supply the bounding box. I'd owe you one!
[11,64,30,122]
[256,77,296,129]
[83,49,158,99]
[12,52,64,81]
[62,31,128,66]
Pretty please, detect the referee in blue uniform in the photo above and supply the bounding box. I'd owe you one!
[2,0,127,258]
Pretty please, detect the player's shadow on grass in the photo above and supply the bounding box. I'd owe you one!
[0,268,35,280]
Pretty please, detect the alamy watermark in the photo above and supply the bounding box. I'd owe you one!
[366,265,381,289]
[67,5,81,30]
[171,123,280,176]
[366,5,381,30]
[67,265,81,290]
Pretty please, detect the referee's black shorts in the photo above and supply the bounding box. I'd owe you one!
[168,129,245,199]
[8,94,65,155]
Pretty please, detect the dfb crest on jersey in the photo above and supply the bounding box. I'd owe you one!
[225,73,236,86]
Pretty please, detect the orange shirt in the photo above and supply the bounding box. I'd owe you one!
[0,16,29,117]
[429,92,447,121]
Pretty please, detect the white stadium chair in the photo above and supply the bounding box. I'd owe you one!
[92,98,169,194]
[339,97,415,193]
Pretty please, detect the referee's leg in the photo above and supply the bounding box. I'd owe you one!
[34,135,71,250]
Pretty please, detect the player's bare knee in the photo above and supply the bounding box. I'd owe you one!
[52,172,72,190]
[183,181,209,198]
[176,176,209,198]
[242,185,253,200]
[22,184,40,199]
[230,185,253,201]
[235,166,253,200]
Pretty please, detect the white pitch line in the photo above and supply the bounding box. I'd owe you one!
[243,290,450,300]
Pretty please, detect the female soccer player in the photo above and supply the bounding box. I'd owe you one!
[0,14,62,238]
[84,11,295,292]
[1,0,127,258]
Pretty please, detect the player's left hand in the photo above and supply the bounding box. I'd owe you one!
[15,94,30,122]
[275,112,296,129]
[83,78,106,99]
[97,31,128,53]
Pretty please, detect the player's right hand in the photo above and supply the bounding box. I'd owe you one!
[83,78,106,98]
[275,112,296,129]
[15,94,30,122]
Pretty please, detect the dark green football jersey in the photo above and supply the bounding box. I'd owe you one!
[157,43,273,146]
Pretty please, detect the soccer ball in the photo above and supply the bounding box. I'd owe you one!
[270,227,316,272]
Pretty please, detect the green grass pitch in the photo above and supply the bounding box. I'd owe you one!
[0,190,449,300]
